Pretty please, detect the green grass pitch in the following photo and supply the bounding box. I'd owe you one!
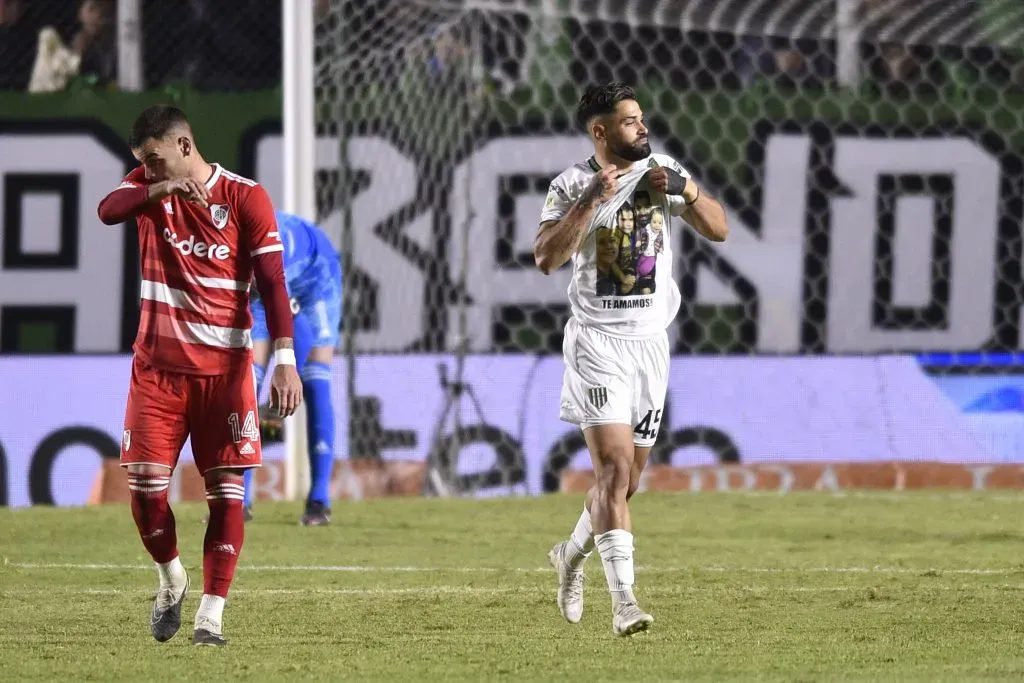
[3,492,1024,681]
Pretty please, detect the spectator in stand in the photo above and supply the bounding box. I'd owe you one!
[737,36,833,89]
[71,0,115,85]
[0,0,36,90]
[858,0,945,98]
[26,0,116,93]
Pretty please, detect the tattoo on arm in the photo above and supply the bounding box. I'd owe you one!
[549,220,584,253]
[559,182,604,240]
[535,176,608,271]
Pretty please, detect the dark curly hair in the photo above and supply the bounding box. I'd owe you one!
[575,82,637,131]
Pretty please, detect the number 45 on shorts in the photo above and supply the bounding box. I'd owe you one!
[228,411,261,443]
[634,409,662,441]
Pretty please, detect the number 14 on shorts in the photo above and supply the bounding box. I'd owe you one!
[228,411,261,443]
[634,409,662,441]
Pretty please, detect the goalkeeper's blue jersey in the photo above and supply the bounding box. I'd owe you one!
[274,211,340,300]
[251,211,342,349]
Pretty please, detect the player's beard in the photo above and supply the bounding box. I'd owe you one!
[612,136,651,162]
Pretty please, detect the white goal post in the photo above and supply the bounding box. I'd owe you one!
[280,0,317,501]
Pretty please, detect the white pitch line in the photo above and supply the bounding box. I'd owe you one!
[3,561,1022,576]
[696,566,1023,576]
[8,584,1023,598]
[3,586,524,597]
[731,491,1024,504]
[2,562,490,573]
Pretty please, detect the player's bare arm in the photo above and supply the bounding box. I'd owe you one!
[677,182,728,242]
[648,166,729,242]
[534,166,618,274]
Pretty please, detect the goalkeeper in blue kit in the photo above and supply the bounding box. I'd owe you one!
[246,211,342,526]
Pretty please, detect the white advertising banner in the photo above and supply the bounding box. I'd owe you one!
[0,354,1018,507]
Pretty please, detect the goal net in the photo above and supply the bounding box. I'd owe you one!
[309,0,1024,497]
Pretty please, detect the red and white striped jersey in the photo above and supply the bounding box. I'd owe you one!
[116,164,284,375]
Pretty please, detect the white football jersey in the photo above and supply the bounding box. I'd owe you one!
[539,153,690,339]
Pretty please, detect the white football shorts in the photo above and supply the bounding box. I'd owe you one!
[559,317,670,447]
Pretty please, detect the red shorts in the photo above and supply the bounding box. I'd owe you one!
[120,356,262,475]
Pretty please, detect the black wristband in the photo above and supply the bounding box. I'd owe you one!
[684,185,700,206]
[664,168,688,195]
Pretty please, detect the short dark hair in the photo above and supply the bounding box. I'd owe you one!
[129,105,191,148]
[575,82,637,131]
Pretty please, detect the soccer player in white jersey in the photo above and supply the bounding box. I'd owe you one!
[535,83,729,636]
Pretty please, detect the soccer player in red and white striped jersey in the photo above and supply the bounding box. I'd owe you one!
[97,105,302,647]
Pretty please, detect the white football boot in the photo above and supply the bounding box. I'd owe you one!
[548,541,586,624]
[612,601,653,637]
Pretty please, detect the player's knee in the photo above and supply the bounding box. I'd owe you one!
[126,469,171,511]
[126,463,171,477]
[203,468,245,488]
[306,346,334,365]
[595,448,632,495]
[203,469,247,508]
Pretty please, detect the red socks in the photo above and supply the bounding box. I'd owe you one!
[129,473,246,598]
[202,479,246,597]
[128,473,178,564]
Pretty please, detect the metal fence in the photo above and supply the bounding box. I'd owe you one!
[2,1,1021,95]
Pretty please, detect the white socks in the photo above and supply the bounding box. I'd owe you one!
[595,529,637,608]
[563,506,595,569]
[156,556,187,594]
[195,594,226,633]
[154,558,225,634]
